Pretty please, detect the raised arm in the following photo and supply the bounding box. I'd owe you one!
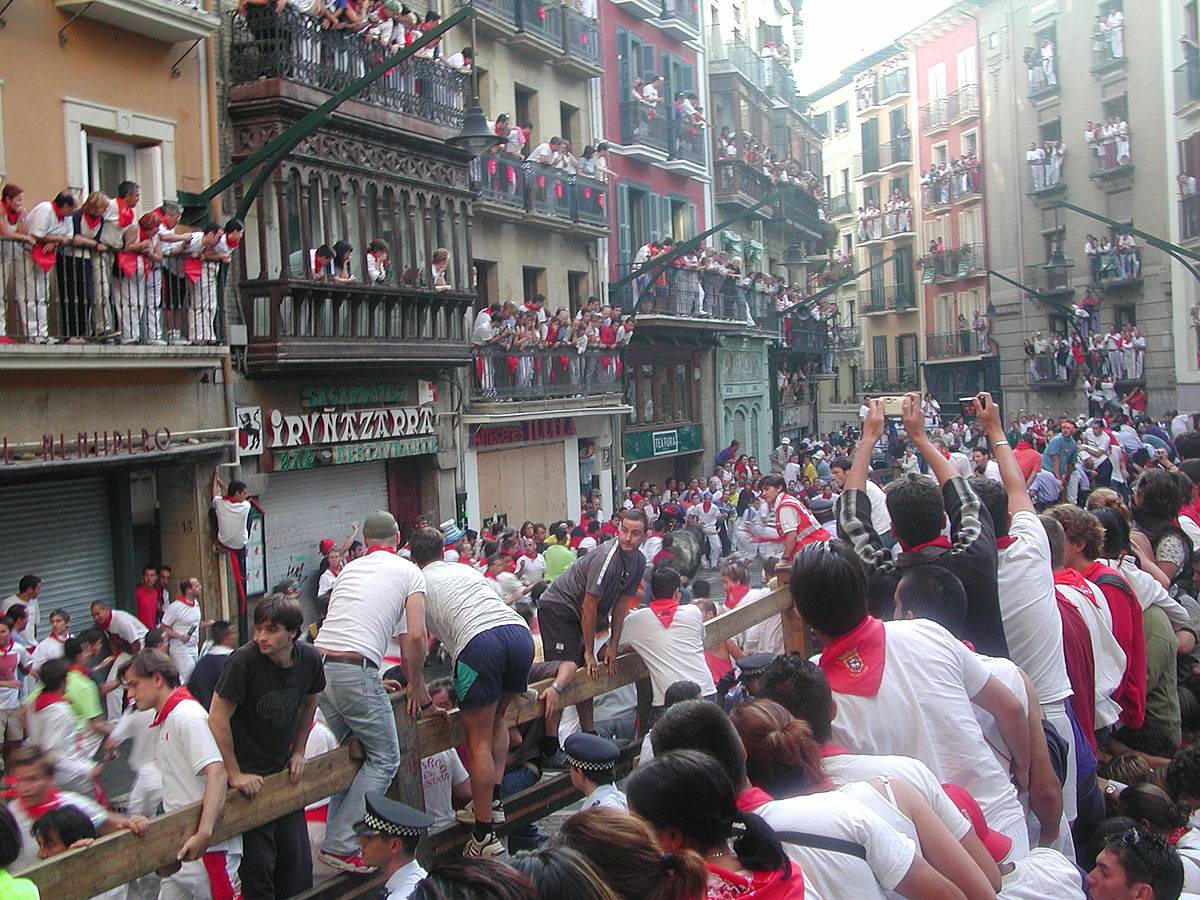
[901,392,956,485]
[976,391,1034,516]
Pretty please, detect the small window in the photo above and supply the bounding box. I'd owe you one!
[988,31,1000,51]
[1115,306,1136,328]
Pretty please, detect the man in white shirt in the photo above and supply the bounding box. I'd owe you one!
[317,512,431,872]
[687,492,723,567]
[211,471,261,615]
[123,649,239,899]
[563,732,627,810]
[159,577,203,683]
[619,567,716,716]
[2,575,41,646]
[527,136,563,166]
[89,600,148,719]
[24,192,78,340]
[422,745,470,828]
[831,456,893,545]
[28,608,71,677]
[791,540,1033,856]
[409,528,534,857]
[971,447,1001,481]
[27,658,94,795]
[0,616,29,769]
[1026,143,1046,189]
[353,793,434,899]
[649,700,961,899]
[104,705,160,818]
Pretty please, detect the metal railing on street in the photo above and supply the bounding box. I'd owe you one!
[0,239,226,345]
[229,8,468,128]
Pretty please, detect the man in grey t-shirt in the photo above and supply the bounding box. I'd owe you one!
[536,509,647,762]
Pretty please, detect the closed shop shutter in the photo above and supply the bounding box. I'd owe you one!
[476,443,567,528]
[263,463,389,610]
[0,478,114,636]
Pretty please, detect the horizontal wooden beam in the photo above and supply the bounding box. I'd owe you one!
[25,589,796,897]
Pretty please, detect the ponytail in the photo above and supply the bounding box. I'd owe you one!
[731,698,826,797]
[731,809,791,875]
[657,849,709,900]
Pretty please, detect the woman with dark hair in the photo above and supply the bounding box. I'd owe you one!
[509,846,622,900]
[625,749,811,898]
[553,806,708,900]
[729,699,999,900]
[1132,469,1194,583]
[331,240,356,284]
[1116,781,1200,889]
[410,857,538,900]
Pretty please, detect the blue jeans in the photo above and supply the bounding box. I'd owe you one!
[318,661,401,856]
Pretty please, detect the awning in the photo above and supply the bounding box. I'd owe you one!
[0,439,235,481]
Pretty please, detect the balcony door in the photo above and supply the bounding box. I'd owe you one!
[869,246,885,303]
[871,335,888,381]
[896,333,918,377]
[861,118,879,169]
[893,245,913,294]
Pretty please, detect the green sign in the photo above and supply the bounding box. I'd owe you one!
[273,435,438,471]
[624,425,702,462]
[301,385,408,408]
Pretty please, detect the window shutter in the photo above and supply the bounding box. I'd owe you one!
[642,44,656,79]
[648,195,662,243]
[134,145,164,208]
[617,185,631,271]
[616,29,630,91]
[686,203,698,240]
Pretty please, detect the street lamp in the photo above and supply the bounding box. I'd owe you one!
[447,9,504,156]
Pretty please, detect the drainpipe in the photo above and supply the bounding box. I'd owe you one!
[205,0,222,217]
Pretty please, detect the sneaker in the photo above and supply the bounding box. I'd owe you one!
[455,799,506,825]
[317,850,375,874]
[463,832,506,858]
[541,750,571,771]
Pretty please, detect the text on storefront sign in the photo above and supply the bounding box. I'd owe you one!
[268,407,434,449]
[301,385,408,409]
[468,418,577,448]
[3,429,173,465]
[273,436,439,471]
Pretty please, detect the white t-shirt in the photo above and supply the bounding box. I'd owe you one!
[28,700,92,791]
[1,595,38,644]
[748,791,916,900]
[581,783,628,811]
[419,561,527,662]
[385,858,429,899]
[0,641,29,710]
[827,618,1026,842]
[515,554,546,587]
[161,599,201,655]
[577,535,598,553]
[1103,556,1189,626]
[998,847,1086,898]
[318,567,339,597]
[7,790,105,873]
[29,632,69,675]
[317,550,427,667]
[620,605,716,705]
[212,494,252,549]
[996,511,1072,706]
[110,707,157,774]
[422,748,468,827]
[973,655,1029,784]
[689,502,722,535]
[304,720,339,816]
[822,751,970,840]
[104,609,149,650]
[1181,515,1200,552]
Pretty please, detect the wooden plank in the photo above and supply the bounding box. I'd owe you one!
[26,589,792,896]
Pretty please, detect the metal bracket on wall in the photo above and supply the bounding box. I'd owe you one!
[171,38,203,78]
[0,0,16,29]
[57,1,93,45]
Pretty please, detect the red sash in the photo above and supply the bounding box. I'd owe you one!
[31,242,58,273]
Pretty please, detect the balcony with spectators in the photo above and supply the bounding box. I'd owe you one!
[470,155,610,236]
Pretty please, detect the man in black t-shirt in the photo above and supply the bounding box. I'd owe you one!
[209,595,325,899]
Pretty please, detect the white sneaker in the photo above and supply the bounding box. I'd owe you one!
[455,799,506,825]
[463,832,506,858]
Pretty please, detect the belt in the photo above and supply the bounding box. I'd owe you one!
[319,649,378,670]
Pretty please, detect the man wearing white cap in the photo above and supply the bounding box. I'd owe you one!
[770,437,793,474]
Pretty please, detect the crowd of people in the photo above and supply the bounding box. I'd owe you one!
[1026,139,1066,191]
[1024,323,1147,387]
[715,130,828,212]
[0,182,240,345]
[12,394,1200,899]
[855,190,915,242]
[1085,233,1141,285]
[921,155,983,204]
[1085,119,1132,172]
[1024,37,1058,94]
[1093,7,1126,63]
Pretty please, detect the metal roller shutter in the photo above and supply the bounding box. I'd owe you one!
[263,463,390,612]
[0,477,115,636]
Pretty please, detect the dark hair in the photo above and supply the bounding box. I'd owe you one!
[760,474,786,492]
[62,637,84,663]
[757,654,834,743]
[621,508,648,531]
[1175,471,1197,512]
[409,526,445,566]
[78,628,104,648]
[896,566,968,636]
[116,180,139,199]
[1101,827,1185,900]
[1040,514,1066,569]
[1177,431,1200,461]
[730,699,825,798]
[17,575,40,593]
[650,699,746,785]
[1135,470,1185,521]
[650,566,681,600]
[885,474,947,548]
[0,805,22,869]
[40,657,68,693]
[689,577,709,599]
[223,218,245,233]
[332,240,354,267]
[5,604,24,623]
[0,184,23,203]
[1047,505,1105,561]
[969,476,1009,539]
[663,680,702,708]
[1093,505,1132,558]
[32,804,95,850]
[228,479,248,495]
[1166,743,1200,804]
[789,540,868,637]
[127,649,181,688]
[586,520,600,535]
[830,456,852,472]
[253,593,304,638]
[145,627,165,650]
[410,858,538,900]
[628,750,792,875]
[554,807,707,900]
[1118,784,1189,833]
[508,847,619,900]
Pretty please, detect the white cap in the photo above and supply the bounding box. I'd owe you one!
[781,437,791,445]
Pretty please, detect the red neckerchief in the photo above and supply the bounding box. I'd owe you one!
[117,198,135,228]
[818,616,887,697]
[366,545,397,555]
[1054,568,1102,608]
[34,691,66,712]
[820,743,851,758]
[3,207,18,225]
[82,212,102,230]
[899,535,952,553]
[996,535,1017,550]
[98,609,113,630]
[0,640,12,655]
[176,595,196,608]
[724,582,750,609]
[19,787,62,821]
[225,234,241,249]
[648,598,679,627]
[50,632,69,643]
[53,202,69,222]
[221,493,243,503]
[68,665,88,676]
[736,786,775,812]
[150,686,196,728]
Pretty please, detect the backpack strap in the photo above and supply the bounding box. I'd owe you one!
[774,830,869,861]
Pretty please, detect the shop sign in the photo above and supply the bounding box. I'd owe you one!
[780,401,812,431]
[236,406,263,459]
[624,425,702,462]
[3,428,173,465]
[274,435,439,471]
[267,406,434,449]
[468,418,577,448]
[301,384,408,408]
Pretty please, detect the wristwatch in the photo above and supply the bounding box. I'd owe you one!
[550,682,564,695]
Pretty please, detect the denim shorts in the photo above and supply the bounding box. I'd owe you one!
[454,624,535,709]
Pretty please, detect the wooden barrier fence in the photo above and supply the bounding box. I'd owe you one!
[23,586,806,899]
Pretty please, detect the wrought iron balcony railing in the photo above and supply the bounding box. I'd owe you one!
[713,160,772,207]
[1182,195,1200,242]
[668,120,707,167]
[470,346,621,402]
[921,98,948,133]
[620,99,669,152]
[470,156,609,229]
[858,283,914,313]
[864,366,920,392]
[1023,261,1075,296]
[828,193,853,217]
[881,69,909,100]
[659,0,700,33]
[1028,159,1066,195]
[947,84,979,120]
[926,329,989,360]
[1176,55,1200,111]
